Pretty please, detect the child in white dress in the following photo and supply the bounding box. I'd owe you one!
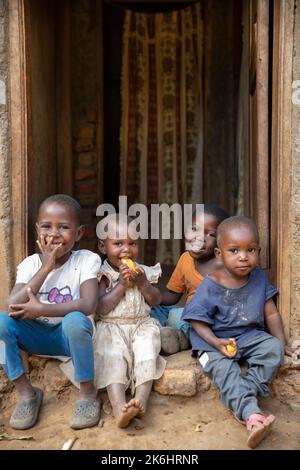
[94,214,166,428]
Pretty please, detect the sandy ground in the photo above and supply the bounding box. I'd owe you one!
[0,385,299,451]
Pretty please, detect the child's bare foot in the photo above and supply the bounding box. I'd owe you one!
[116,399,144,428]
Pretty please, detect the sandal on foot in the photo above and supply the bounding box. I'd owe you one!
[9,387,43,430]
[70,398,101,430]
[246,413,275,449]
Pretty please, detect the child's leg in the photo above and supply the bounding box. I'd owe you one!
[0,312,45,396]
[241,335,284,399]
[150,305,172,327]
[166,307,190,337]
[61,312,97,401]
[107,383,141,428]
[199,350,262,421]
[135,380,152,416]
[0,311,99,428]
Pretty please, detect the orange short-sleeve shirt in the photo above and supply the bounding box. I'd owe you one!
[166,252,203,304]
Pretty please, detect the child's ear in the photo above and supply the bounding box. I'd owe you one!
[214,247,222,259]
[75,225,85,242]
[98,240,106,255]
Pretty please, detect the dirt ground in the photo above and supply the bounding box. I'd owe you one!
[0,383,299,451]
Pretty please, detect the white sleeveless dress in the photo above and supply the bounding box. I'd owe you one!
[93,259,166,393]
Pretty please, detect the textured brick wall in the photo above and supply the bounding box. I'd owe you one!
[71,0,99,251]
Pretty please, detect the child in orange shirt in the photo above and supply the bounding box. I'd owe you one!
[151,204,229,354]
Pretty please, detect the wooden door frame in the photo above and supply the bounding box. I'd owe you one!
[8,0,294,339]
[9,0,31,273]
[249,0,270,269]
[270,0,294,338]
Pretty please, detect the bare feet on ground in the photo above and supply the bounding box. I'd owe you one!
[116,399,145,428]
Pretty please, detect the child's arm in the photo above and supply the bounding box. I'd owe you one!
[191,320,237,358]
[161,289,182,305]
[8,236,66,306]
[9,278,98,320]
[7,267,52,306]
[96,276,127,318]
[131,268,161,306]
[264,298,297,356]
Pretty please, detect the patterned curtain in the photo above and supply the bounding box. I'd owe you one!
[120,4,204,265]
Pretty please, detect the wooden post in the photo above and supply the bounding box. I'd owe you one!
[249,0,269,269]
[9,0,30,272]
[270,0,294,339]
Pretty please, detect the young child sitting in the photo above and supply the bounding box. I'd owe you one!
[0,194,101,430]
[181,215,299,448]
[94,213,165,428]
[151,204,229,354]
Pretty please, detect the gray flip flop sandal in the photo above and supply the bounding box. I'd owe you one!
[10,387,43,430]
[70,398,101,429]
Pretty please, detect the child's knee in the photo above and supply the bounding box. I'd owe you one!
[62,311,92,340]
[0,312,14,339]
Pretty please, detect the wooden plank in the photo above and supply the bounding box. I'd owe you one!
[9,0,29,272]
[250,0,269,269]
[56,0,73,195]
[270,0,294,339]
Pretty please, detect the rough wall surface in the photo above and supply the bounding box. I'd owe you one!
[71,0,99,251]
[291,0,300,339]
[0,0,13,309]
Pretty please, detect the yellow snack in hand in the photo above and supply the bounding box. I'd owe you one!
[226,338,237,354]
[121,256,137,272]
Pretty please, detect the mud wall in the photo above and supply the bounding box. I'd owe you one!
[0,0,13,309]
[291,0,300,339]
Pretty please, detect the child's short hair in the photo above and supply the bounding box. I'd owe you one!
[203,204,229,224]
[98,213,137,241]
[216,215,259,247]
[38,194,82,225]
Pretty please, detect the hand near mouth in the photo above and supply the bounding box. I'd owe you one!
[36,235,62,272]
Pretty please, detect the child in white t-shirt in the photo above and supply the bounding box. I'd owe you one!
[0,194,101,430]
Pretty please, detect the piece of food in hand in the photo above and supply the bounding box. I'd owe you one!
[226,338,237,354]
[121,256,137,272]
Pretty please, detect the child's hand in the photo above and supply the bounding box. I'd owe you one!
[130,267,148,288]
[216,338,238,358]
[9,288,44,320]
[119,263,134,288]
[37,235,62,271]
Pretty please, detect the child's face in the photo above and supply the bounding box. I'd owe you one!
[98,222,139,270]
[215,225,260,278]
[36,203,84,260]
[185,213,219,261]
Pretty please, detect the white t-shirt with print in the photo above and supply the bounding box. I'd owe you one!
[15,249,101,325]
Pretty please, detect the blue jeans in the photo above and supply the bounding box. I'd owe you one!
[150,305,190,337]
[0,311,94,383]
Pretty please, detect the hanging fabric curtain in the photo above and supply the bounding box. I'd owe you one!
[120,3,203,265]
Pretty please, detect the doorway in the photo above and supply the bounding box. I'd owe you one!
[11,0,264,264]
